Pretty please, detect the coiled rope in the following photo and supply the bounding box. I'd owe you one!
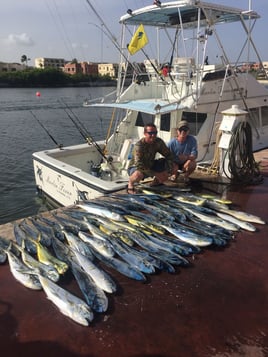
[224,121,263,184]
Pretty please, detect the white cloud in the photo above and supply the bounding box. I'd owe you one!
[4,33,34,46]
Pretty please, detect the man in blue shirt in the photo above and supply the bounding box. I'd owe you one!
[167,120,198,182]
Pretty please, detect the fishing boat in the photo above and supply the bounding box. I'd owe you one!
[33,0,268,207]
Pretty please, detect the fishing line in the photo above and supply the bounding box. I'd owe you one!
[30,111,63,149]
[44,0,76,60]
[84,0,139,75]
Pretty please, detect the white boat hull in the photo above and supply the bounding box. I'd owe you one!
[33,144,128,207]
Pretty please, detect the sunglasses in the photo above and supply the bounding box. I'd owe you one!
[146,131,158,135]
[178,126,189,132]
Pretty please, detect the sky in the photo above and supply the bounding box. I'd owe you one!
[1,0,268,65]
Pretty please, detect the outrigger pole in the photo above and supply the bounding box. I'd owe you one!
[85,0,139,74]
[85,0,167,86]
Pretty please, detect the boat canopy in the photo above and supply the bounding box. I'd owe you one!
[120,0,259,29]
[89,100,186,115]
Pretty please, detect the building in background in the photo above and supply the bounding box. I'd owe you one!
[35,57,66,69]
[62,62,82,75]
[98,63,119,78]
[0,62,26,72]
[81,62,98,75]
[62,61,98,75]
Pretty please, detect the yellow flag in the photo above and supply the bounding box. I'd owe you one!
[128,24,148,55]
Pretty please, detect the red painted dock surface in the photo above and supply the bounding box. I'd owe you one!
[0,150,268,357]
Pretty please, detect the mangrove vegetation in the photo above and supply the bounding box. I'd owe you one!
[0,68,116,87]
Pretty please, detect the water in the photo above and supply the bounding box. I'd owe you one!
[0,86,115,225]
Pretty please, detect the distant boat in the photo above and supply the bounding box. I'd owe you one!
[33,0,268,207]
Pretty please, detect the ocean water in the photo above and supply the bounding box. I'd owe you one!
[0,86,115,225]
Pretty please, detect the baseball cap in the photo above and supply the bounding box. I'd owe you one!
[177,120,189,130]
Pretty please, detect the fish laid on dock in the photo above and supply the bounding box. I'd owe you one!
[15,240,60,282]
[77,202,125,221]
[34,237,69,275]
[39,275,94,326]
[72,248,117,294]
[5,243,42,290]
[0,186,266,327]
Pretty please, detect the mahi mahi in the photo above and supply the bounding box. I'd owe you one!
[62,230,94,260]
[51,237,109,313]
[78,230,115,258]
[77,202,125,221]
[215,212,256,232]
[90,245,147,281]
[15,240,60,282]
[32,235,69,274]
[182,206,239,231]
[73,248,117,293]
[39,275,94,326]
[5,243,42,290]
[215,208,266,225]
[162,224,213,247]
[70,262,108,313]
[108,234,156,274]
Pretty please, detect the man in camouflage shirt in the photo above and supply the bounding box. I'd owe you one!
[127,123,173,193]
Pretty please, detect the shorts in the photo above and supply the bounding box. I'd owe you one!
[151,158,168,172]
[128,158,168,176]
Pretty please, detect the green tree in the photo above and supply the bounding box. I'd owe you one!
[21,54,31,67]
[0,67,116,87]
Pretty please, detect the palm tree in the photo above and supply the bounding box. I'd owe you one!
[21,54,31,67]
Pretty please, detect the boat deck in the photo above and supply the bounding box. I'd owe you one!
[1,150,268,357]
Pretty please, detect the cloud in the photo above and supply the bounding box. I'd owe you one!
[4,33,34,46]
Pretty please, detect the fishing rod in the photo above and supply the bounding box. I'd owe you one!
[61,101,114,165]
[30,111,63,149]
[167,26,179,81]
[62,107,87,140]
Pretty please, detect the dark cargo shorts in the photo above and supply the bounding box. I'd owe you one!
[128,158,167,176]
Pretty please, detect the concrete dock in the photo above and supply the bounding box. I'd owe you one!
[0,150,268,357]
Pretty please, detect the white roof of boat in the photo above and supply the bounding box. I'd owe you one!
[120,0,259,28]
[89,100,186,115]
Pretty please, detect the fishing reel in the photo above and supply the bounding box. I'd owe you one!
[107,155,113,163]
[88,161,101,177]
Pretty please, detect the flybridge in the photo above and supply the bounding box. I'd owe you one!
[120,0,259,28]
